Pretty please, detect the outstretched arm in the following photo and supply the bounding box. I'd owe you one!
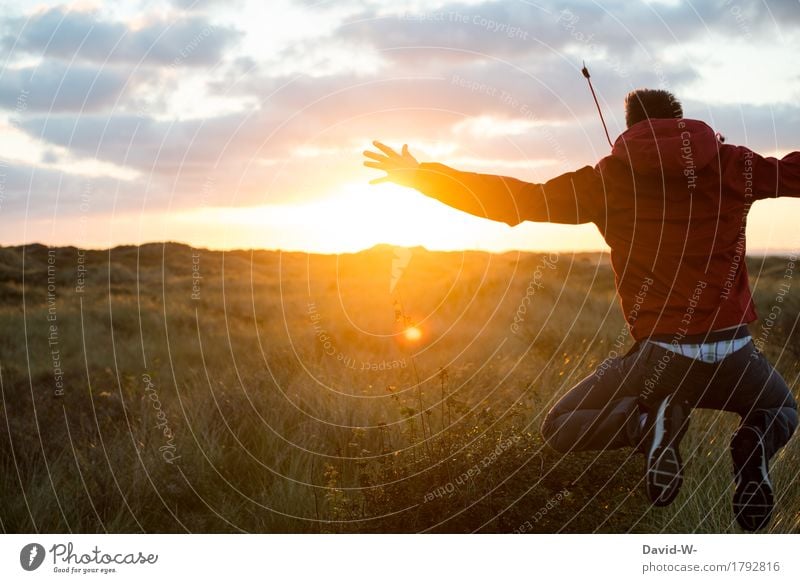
[731,148,800,200]
[363,141,603,226]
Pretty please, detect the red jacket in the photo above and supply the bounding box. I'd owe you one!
[411,118,800,340]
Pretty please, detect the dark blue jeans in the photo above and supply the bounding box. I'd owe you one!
[541,340,798,460]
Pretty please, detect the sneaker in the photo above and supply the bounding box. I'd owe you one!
[643,394,689,506]
[731,426,774,532]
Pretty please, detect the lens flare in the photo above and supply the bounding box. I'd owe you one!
[404,326,422,342]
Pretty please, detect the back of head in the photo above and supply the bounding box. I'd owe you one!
[624,89,683,128]
[609,90,719,176]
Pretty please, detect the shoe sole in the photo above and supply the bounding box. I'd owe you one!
[732,426,773,532]
[646,396,684,507]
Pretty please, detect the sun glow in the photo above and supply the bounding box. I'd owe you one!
[177,181,505,252]
[169,178,608,253]
[403,326,423,342]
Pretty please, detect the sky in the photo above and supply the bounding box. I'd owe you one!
[0,0,799,253]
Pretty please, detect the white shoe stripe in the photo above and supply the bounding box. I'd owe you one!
[648,396,669,461]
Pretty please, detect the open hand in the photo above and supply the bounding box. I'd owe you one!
[363,141,419,186]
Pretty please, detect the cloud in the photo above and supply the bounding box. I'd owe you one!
[14,109,301,208]
[0,61,135,113]
[0,160,138,218]
[2,0,799,238]
[4,5,241,67]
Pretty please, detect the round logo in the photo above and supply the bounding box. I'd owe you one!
[20,543,46,571]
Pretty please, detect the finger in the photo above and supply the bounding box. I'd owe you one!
[369,176,390,185]
[363,150,388,162]
[363,161,384,169]
[372,140,399,158]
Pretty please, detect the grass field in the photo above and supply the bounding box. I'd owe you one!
[0,243,798,533]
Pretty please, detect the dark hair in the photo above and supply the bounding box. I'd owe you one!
[624,89,683,128]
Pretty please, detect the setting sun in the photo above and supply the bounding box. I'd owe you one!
[174,181,503,252]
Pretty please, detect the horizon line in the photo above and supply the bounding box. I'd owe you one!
[1,240,797,257]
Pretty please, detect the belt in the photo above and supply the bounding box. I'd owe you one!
[646,324,751,345]
[648,335,752,363]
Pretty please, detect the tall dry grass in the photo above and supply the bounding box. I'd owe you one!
[0,243,797,533]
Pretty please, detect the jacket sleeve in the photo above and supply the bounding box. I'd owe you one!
[733,147,800,200]
[411,162,603,226]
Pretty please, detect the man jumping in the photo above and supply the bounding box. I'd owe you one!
[363,88,799,531]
